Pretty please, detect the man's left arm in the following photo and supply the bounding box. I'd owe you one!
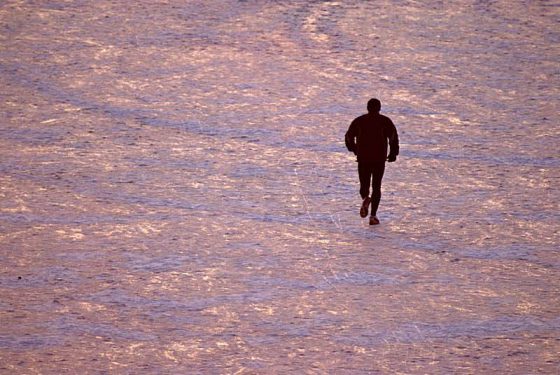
[345,120,358,155]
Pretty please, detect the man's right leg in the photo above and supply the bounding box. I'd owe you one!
[369,161,386,217]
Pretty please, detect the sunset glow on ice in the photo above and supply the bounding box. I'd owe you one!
[1,1,559,373]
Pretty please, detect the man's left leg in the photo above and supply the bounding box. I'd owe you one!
[358,162,373,218]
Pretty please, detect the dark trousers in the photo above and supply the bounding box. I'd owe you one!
[358,161,385,216]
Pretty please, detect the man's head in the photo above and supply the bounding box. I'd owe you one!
[367,98,381,113]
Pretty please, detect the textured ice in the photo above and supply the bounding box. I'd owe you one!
[1,0,559,373]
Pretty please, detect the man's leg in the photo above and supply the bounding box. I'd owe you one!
[369,161,386,216]
[357,162,372,199]
[358,162,373,218]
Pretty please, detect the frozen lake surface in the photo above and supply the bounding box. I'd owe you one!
[1,0,559,373]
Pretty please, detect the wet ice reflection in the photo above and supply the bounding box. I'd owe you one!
[1,0,559,373]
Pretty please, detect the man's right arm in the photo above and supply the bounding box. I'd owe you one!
[345,120,358,154]
[386,119,399,162]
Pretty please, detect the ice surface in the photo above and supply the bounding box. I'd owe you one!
[1,0,559,373]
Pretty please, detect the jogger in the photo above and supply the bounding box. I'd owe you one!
[345,98,399,225]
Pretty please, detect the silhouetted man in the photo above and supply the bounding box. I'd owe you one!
[345,98,399,225]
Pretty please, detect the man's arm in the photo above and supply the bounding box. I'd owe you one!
[386,120,399,162]
[345,120,358,155]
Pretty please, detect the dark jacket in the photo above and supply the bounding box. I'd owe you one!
[345,113,399,162]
